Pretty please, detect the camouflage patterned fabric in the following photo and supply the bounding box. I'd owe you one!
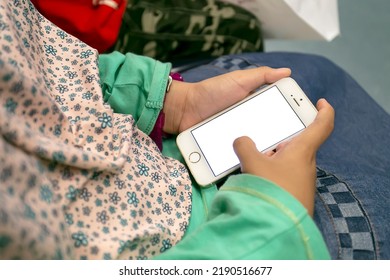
[111,0,263,63]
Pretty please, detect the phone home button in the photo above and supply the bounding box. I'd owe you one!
[189,152,201,163]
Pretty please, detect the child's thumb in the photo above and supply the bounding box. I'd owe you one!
[233,136,264,171]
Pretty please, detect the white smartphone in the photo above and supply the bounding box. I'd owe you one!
[176,77,318,186]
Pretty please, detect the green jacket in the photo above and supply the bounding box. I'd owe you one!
[98,51,330,260]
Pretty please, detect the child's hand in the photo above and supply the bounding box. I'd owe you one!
[233,99,335,216]
[163,67,291,134]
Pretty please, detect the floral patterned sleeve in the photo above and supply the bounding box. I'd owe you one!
[0,0,191,260]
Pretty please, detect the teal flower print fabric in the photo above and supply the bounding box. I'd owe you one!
[0,0,192,259]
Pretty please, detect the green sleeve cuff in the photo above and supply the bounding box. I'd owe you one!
[154,174,330,260]
[98,51,171,134]
[218,174,330,259]
[220,174,309,217]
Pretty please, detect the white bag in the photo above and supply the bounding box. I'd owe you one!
[222,0,340,41]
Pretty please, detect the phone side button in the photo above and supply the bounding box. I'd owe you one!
[189,152,201,163]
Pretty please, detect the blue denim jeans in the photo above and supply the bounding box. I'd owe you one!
[181,52,390,260]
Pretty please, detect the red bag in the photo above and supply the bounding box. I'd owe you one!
[31,0,126,53]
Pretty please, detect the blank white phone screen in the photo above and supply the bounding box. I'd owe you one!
[191,85,305,176]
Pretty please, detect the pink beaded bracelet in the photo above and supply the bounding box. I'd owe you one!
[149,72,183,151]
